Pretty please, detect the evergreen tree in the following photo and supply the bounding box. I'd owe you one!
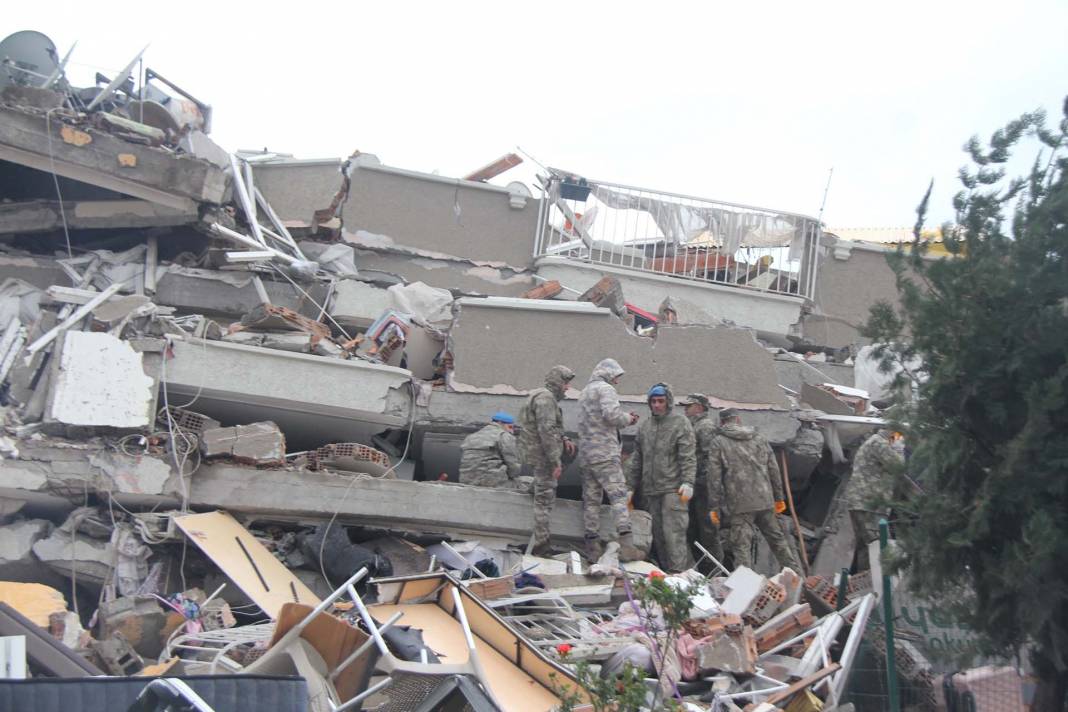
[864,98,1068,709]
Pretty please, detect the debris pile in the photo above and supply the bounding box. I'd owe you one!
[1,29,1025,712]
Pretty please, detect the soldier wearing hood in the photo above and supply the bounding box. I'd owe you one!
[707,409,802,572]
[577,358,643,563]
[679,393,725,567]
[518,365,577,556]
[459,412,524,489]
[626,383,697,573]
[843,429,904,571]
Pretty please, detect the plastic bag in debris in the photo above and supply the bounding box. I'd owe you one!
[299,523,393,586]
[380,624,441,663]
[387,282,453,327]
[0,278,42,327]
[297,242,358,278]
[600,642,655,678]
[279,259,320,282]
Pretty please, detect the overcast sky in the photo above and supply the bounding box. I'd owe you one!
[7,1,1067,227]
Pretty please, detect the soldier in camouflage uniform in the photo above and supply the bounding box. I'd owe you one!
[518,365,577,556]
[626,383,696,573]
[842,430,904,571]
[679,393,725,568]
[707,409,802,572]
[577,358,643,563]
[458,412,525,490]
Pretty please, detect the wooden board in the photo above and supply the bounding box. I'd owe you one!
[371,602,562,712]
[174,511,319,619]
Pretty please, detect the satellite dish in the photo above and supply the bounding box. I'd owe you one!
[125,100,181,133]
[0,30,58,90]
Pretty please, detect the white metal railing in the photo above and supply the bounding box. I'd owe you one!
[534,169,822,300]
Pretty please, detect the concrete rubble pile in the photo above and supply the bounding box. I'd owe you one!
[0,30,992,712]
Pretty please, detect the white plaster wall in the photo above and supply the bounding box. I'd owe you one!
[534,257,804,336]
[47,332,154,428]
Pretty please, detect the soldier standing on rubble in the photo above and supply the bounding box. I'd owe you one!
[626,383,697,573]
[707,409,802,572]
[518,365,577,556]
[842,429,904,571]
[458,412,525,490]
[679,393,725,567]
[577,358,644,563]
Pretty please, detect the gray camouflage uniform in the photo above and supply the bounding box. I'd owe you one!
[458,422,523,489]
[842,430,903,571]
[518,365,574,551]
[577,359,634,541]
[625,383,696,572]
[708,422,802,572]
[689,409,725,564]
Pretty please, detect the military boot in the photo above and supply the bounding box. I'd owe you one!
[617,532,644,563]
[584,537,604,564]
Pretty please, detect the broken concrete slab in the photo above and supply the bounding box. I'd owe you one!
[0,252,70,291]
[200,421,286,465]
[184,463,652,552]
[0,518,58,583]
[31,528,114,588]
[0,104,225,210]
[160,336,410,449]
[44,331,155,429]
[448,298,788,406]
[0,199,197,235]
[153,267,329,319]
[252,159,343,228]
[352,248,535,297]
[694,623,758,675]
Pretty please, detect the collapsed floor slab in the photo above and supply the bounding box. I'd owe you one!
[160,337,411,448]
[184,463,652,550]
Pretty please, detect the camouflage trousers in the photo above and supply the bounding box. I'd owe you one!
[689,489,724,569]
[849,509,882,572]
[724,510,802,572]
[646,493,693,573]
[531,464,558,549]
[580,458,632,540]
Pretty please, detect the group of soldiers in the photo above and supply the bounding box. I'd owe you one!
[458,358,808,574]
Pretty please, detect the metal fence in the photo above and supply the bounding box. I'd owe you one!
[534,170,823,300]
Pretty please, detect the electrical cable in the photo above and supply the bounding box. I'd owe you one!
[44,108,74,259]
[268,264,355,342]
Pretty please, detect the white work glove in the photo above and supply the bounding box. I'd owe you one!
[678,484,693,502]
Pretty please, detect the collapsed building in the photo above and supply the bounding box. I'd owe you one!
[0,31,1033,712]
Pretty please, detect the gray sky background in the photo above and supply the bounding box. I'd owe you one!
[8,1,1067,227]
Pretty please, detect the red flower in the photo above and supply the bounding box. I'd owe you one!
[556,643,572,656]
[648,570,666,580]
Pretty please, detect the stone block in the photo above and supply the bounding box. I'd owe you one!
[98,596,169,659]
[200,421,286,465]
[695,624,758,675]
[0,518,53,581]
[32,529,114,587]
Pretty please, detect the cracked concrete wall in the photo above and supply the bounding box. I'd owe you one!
[448,302,789,407]
[343,165,539,269]
[252,161,342,227]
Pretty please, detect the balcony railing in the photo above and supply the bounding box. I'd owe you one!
[534,169,822,300]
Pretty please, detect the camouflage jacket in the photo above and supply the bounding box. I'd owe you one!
[689,411,719,492]
[707,423,784,514]
[577,359,632,464]
[842,431,903,512]
[458,423,522,487]
[518,387,564,469]
[626,385,696,496]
